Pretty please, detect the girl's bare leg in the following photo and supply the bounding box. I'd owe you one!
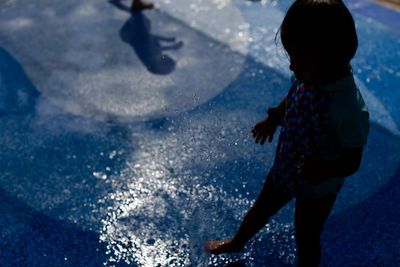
[205,174,293,254]
[295,194,337,267]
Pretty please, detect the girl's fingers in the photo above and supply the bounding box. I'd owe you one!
[256,134,262,143]
[252,130,258,138]
[268,134,273,143]
[253,128,275,144]
[260,136,267,145]
[251,127,259,137]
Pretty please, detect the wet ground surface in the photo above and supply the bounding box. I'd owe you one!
[0,0,399,266]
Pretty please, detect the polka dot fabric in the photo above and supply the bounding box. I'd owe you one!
[272,79,332,197]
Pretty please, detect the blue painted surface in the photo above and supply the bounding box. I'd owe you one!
[346,0,400,32]
[0,0,399,266]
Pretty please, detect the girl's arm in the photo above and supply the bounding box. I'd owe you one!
[268,96,287,125]
[252,96,287,145]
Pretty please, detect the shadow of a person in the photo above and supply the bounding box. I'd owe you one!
[109,0,183,75]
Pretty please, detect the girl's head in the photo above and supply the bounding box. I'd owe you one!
[279,0,358,86]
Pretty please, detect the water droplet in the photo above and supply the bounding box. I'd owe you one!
[109,150,117,159]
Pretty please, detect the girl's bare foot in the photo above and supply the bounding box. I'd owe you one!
[131,0,154,10]
[204,239,244,254]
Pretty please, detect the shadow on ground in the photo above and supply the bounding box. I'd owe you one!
[110,0,183,75]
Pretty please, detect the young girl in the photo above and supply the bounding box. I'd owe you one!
[204,0,370,266]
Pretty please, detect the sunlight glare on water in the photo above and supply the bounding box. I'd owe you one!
[96,121,250,266]
[94,107,297,266]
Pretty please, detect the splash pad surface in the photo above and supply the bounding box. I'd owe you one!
[0,0,399,266]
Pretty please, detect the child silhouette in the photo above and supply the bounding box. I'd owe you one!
[109,0,183,75]
[205,1,370,266]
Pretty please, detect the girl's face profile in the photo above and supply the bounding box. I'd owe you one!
[287,50,319,87]
[281,33,319,87]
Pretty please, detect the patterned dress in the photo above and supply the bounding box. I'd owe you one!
[271,78,332,197]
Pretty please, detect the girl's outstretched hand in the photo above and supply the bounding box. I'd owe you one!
[251,108,280,145]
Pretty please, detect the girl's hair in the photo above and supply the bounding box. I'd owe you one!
[279,0,358,69]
